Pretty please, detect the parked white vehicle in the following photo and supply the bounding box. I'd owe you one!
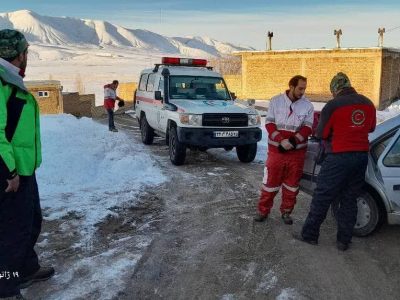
[134,57,262,165]
[300,114,400,236]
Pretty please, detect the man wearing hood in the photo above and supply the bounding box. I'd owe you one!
[0,29,54,300]
[296,72,376,251]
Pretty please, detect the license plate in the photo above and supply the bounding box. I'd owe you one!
[213,131,239,138]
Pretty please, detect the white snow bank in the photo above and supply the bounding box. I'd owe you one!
[37,114,166,239]
[377,99,400,124]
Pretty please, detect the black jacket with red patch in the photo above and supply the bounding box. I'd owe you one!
[316,87,376,153]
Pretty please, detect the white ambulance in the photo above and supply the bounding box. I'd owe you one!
[135,57,262,165]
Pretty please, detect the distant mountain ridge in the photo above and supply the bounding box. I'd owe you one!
[0,10,253,58]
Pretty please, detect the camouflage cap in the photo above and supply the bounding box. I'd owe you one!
[330,72,351,94]
[0,29,29,59]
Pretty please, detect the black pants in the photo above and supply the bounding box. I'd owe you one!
[107,108,115,130]
[0,173,42,297]
[301,152,368,244]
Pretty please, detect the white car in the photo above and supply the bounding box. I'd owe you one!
[300,114,400,236]
[134,57,262,165]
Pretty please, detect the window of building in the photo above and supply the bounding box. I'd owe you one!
[38,91,49,97]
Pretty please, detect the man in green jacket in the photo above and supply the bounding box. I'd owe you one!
[0,29,54,300]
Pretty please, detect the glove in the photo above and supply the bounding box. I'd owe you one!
[280,139,294,151]
[278,145,287,153]
[118,100,125,107]
[288,136,297,148]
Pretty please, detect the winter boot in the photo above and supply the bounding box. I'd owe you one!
[109,128,118,132]
[292,232,318,245]
[336,241,349,251]
[254,213,268,222]
[281,213,293,225]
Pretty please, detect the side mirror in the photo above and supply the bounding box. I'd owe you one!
[154,91,163,101]
[247,99,255,106]
[230,92,237,100]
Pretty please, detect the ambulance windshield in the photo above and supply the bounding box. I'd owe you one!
[169,76,231,100]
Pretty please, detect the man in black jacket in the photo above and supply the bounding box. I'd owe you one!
[295,72,376,251]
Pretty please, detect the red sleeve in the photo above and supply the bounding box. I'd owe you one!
[265,123,284,142]
[294,126,312,143]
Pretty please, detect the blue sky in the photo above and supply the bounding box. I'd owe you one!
[2,1,400,49]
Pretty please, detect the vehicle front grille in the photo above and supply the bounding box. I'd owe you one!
[202,113,248,127]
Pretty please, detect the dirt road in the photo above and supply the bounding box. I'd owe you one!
[26,113,400,300]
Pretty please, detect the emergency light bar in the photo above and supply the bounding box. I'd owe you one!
[161,57,207,67]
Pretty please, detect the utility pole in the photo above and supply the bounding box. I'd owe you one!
[267,31,273,51]
[378,28,385,47]
[334,29,342,49]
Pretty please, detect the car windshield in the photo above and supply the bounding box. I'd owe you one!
[169,76,231,100]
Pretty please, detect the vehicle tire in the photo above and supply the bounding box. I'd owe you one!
[331,191,383,237]
[140,115,154,145]
[236,143,257,163]
[169,127,186,165]
[224,146,234,151]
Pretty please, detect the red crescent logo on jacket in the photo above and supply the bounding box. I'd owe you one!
[351,109,366,125]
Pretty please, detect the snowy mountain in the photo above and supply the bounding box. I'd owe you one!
[0,10,252,59]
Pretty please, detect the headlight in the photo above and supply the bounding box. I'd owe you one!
[248,114,261,126]
[179,114,203,126]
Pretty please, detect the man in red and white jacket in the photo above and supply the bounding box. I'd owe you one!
[104,80,124,132]
[255,75,314,224]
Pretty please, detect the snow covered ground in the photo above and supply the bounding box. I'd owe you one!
[27,48,162,105]
[377,100,400,123]
[25,98,398,299]
[33,115,166,299]
[38,114,165,235]
[0,9,251,105]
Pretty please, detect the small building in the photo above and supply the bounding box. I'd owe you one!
[229,47,400,109]
[25,80,63,114]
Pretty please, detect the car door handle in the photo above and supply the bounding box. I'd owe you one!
[394,185,400,191]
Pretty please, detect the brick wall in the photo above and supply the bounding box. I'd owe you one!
[118,82,138,103]
[236,48,396,107]
[380,49,400,109]
[224,75,243,99]
[63,93,95,117]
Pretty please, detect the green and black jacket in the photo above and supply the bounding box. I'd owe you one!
[0,59,41,178]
